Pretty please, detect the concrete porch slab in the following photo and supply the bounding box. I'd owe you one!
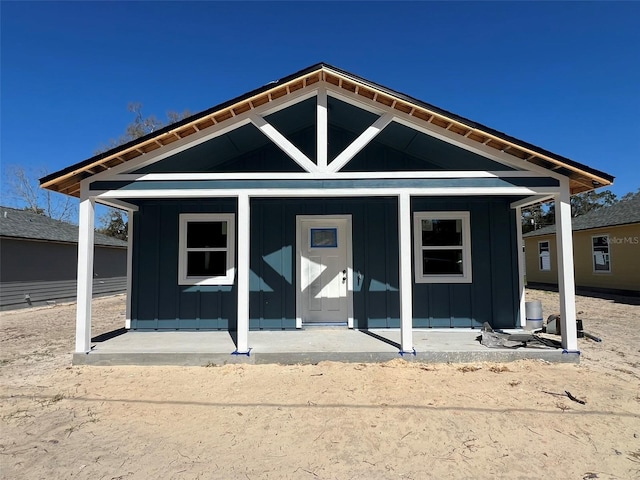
[73,328,579,366]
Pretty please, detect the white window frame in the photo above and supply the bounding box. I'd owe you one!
[591,234,611,274]
[538,240,551,271]
[178,213,235,285]
[413,211,472,284]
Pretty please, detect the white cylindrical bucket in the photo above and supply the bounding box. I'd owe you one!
[525,300,543,330]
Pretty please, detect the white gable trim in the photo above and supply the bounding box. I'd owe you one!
[324,84,565,181]
[250,115,319,173]
[328,112,395,173]
[317,87,328,169]
[84,79,564,186]
[86,86,320,183]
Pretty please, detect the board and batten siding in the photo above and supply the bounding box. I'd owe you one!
[129,196,520,330]
[130,200,237,330]
[250,197,400,330]
[411,197,520,329]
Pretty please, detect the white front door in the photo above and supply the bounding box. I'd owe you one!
[297,215,352,326]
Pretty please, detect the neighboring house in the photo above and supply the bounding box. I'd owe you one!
[524,196,640,296]
[0,206,127,310]
[40,63,614,354]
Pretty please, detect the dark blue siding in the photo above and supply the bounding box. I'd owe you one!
[131,200,237,330]
[411,197,519,329]
[249,198,400,329]
[130,196,519,331]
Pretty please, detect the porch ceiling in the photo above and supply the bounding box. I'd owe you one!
[40,63,614,198]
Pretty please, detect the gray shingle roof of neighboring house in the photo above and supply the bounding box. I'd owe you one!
[523,195,640,237]
[0,206,127,247]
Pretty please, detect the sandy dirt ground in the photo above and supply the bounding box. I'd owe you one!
[1,289,639,480]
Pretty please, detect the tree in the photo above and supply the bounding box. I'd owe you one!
[97,208,128,240]
[620,188,640,202]
[521,188,619,233]
[3,165,76,221]
[95,102,192,154]
[521,203,550,233]
[95,103,193,239]
[569,189,618,217]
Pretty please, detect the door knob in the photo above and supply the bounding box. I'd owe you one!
[342,269,347,283]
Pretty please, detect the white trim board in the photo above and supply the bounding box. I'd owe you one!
[107,170,547,182]
[91,186,561,200]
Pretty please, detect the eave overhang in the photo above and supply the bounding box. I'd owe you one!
[40,63,614,197]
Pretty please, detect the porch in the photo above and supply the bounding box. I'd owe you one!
[73,327,578,366]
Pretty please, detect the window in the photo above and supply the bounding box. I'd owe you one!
[538,241,551,271]
[310,228,338,248]
[178,214,235,285]
[592,235,611,273]
[413,212,472,283]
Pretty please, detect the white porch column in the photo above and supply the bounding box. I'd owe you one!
[75,196,95,353]
[555,181,578,351]
[125,210,134,329]
[236,194,250,353]
[515,206,526,327]
[398,193,414,353]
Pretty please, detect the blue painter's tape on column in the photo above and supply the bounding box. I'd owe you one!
[231,348,252,356]
[398,348,416,356]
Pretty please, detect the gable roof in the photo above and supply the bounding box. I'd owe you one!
[40,62,614,197]
[0,206,127,247]
[523,195,640,237]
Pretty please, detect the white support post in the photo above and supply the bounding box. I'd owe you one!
[555,181,578,351]
[317,87,328,169]
[125,210,134,329]
[236,194,250,354]
[75,196,95,353]
[398,193,414,354]
[515,206,526,327]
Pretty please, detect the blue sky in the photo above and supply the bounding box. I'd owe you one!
[2,1,639,212]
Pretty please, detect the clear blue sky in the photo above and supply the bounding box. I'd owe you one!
[2,1,639,209]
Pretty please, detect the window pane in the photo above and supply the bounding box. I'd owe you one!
[187,222,227,248]
[187,251,227,276]
[422,219,462,246]
[422,250,463,275]
[594,255,610,271]
[539,242,549,253]
[592,236,608,248]
[311,228,337,248]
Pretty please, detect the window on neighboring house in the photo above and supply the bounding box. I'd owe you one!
[538,241,551,271]
[592,235,611,273]
[178,213,235,285]
[413,211,472,283]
